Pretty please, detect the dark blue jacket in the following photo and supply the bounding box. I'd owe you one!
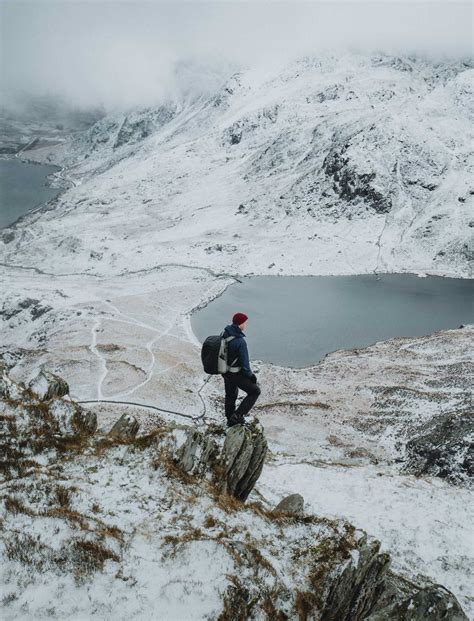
[223,324,253,377]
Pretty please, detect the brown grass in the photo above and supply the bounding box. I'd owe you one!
[70,538,120,579]
[4,533,51,569]
[203,515,218,529]
[217,574,252,621]
[295,590,318,621]
[153,451,196,484]
[4,495,35,516]
[55,485,74,508]
[162,528,210,559]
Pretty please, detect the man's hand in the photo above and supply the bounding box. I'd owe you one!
[250,373,257,384]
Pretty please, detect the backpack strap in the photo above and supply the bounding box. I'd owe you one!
[221,333,241,373]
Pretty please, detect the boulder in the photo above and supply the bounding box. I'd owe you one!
[367,574,468,620]
[403,411,473,485]
[274,493,304,516]
[221,422,267,501]
[108,413,139,440]
[175,428,219,476]
[28,369,69,401]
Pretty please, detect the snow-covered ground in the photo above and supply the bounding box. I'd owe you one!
[1,53,473,617]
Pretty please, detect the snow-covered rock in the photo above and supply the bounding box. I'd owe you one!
[28,368,69,401]
[403,411,473,485]
[108,412,140,440]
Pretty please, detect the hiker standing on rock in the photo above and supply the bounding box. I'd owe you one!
[222,312,261,427]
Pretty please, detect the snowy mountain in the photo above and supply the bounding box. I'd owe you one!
[2,53,472,279]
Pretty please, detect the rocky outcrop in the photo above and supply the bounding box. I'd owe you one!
[108,413,140,440]
[28,368,69,400]
[367,572,468,620]
[113,105,175,149]
[174,427,219,476]
[221,422,268,501]
[1,367,96,477]
[48,398,97,436]
[171,421,267,501]
[321,537,391,621]
[403,411,473,486]
[322,147,392,214]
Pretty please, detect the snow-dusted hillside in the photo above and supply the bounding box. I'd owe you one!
[1,53,473,278]
[0,365,469,620]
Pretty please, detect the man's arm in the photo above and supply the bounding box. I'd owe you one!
[237,339,253,377]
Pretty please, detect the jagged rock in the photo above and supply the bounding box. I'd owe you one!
[274,493,304,516]
[171,423,266,501]
[28,368,69,401]
[367,575,468,620]
[108,413,139,440]
[322,147,392,214]
[167,422,268,500]
[221,422,268,501]
[48,399,97,436]
[174,428,219,476]
[403,412,473,485]
[321,537,391,620]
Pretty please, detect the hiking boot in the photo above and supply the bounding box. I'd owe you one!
[227,414,245,428]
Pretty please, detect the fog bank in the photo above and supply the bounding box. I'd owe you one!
[1,1,472,113]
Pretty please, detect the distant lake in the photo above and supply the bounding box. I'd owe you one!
[0,158,62,228]
[192,274,474,367]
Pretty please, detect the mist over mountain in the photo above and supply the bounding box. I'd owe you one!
[1,1,472,115]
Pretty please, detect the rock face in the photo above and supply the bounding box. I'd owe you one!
[403,412,473,485]
[172,421,267,501]
[221,422,268,501]
[367,573,468,621]
[322,537,391,621]
[108,413,140,440]
[274,493,305,516]
[28,368,69,401]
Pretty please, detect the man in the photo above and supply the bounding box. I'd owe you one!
[222,312,261,427]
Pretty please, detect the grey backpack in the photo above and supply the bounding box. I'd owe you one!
[201,332,242,375]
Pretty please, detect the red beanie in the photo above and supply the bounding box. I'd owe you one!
[232,312,248,326]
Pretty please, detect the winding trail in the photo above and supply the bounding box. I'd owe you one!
[77,398,199,421]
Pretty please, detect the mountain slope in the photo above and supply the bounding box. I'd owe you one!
[1,53,472,278]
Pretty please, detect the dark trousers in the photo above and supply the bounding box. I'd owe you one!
[223,373,261,419]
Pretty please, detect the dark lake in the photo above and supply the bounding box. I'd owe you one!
[192,274,474,367]
[0,158,62,228]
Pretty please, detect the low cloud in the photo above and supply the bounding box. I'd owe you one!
[1,1,472,113]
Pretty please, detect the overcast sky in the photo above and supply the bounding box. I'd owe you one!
[1,1,472,113]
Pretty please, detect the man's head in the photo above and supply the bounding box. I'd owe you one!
[232,312,248,330]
